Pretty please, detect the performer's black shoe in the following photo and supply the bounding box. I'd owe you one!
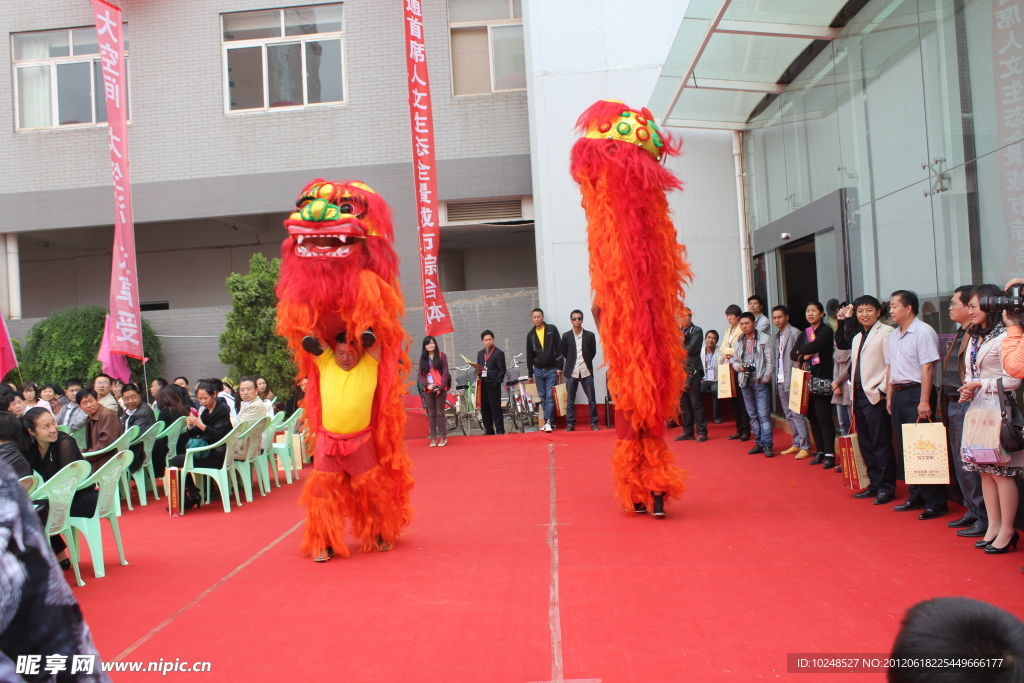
[361,328,376,348]
[302,336,324,356]
[652,493,666,518]
[633,502,647,514]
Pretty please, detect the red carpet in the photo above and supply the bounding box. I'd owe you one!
[69,420,1024,681]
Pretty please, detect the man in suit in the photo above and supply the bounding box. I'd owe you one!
[476,330,507,435]
[526,308,563,433]
[835,295,897,504]
[559,310,599,432]
[233,377,270,459]
[941,286,986,537]
[772,306,811,459]
[674,307,707,442]
[887,290,945,519]
[121,382,156,473]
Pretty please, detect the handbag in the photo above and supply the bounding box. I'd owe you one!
[997,379,1024,453]
[809,377,833,397]
[186,437,207,450]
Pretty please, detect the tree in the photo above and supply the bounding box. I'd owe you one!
[219,253,297,400]
[20,305,162,385]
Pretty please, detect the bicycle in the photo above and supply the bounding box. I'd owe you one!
[504,353,537,433]
[449,365,484,436]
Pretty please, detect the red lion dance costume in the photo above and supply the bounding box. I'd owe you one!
[570,100,690,517]
[276,179,413,560]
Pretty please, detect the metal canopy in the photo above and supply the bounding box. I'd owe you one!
[648,0,853,130]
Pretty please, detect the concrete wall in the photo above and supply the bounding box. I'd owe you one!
[463,245,537,290]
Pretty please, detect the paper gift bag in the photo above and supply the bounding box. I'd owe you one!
[717,363,736,399]
[902,421,950,485]
[474,379,482,411]
[789,367,810,415]
[166,467,181,517]
[553,383,569,417]
[838,433,869,490]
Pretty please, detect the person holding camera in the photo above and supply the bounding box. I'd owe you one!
[791,302,837,468]
[418,336,451,447]
[731,312,776,458]
[1000,278,1024,378]
[960,284,1022,554]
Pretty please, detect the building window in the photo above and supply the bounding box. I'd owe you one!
[222,4,345,112]
[12,26,130,130]
[448,0,525,95]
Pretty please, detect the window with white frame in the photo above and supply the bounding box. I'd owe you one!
[12,26,130,130]
[448,0,524,96]
[222,4,345,112]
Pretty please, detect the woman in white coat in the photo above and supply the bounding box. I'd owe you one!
[959,284,1023,554]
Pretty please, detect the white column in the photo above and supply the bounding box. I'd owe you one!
[6,234,21,320]
[733,130,753,302]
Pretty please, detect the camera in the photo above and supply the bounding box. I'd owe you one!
[980,284,1024,314]
[741,363,756,373]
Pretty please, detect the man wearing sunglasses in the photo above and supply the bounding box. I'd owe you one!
[558,310,600,432]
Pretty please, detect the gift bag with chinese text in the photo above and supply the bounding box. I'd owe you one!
[961,390,1012,465]
[717,363,736,399]
[166,467,181,517]
[789,367,810,415]
[902,420,950,485]
[838,432,869,490]
[553,382,569,417]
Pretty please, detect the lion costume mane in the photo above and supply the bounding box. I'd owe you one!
[276,179,413,556]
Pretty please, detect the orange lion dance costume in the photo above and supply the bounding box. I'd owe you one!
[276,179,413,560]
[570,100,690,517]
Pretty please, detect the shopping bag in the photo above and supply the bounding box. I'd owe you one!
[474,379,482,411]
[166,467,181,517]
[553,383,569,417]
[717,363,736,399]
[962,390,1012,465]
[838,432,869,490]
[789,367,810,415]
[902,420,950,484]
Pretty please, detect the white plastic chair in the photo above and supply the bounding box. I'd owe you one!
[19,473,42,495]
[179,422,247,513]
[84,426,138,513]
[122,421,164,506]
[30,460,92,586]
[70,451,131,579]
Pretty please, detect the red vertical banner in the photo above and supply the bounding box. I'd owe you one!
[94,0,143,359]
[996,1,1024,279]
[402,0,454,336]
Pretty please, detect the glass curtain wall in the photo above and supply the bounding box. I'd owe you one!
[744,0,1015,334]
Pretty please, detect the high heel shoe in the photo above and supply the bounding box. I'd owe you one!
[985,531,1019,554]
[975,538,994,549]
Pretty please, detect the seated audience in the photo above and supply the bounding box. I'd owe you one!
[152,385,190,477]
[172,380,232,508]
[149,377,168,407]
[233,377,268,460]
[77,388,123,468]
[21,382,52,413]
[121,383,156,473]
[257,376,275,403]
[39,383,63,413]
[92,373,120,414]
[57,379,87,432]
[0,411,31,478]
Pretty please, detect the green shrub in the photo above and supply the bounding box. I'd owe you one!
[20,305,162,386]
[219,253,297,401]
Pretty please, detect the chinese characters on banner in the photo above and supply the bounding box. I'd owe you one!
[403,0,454,336]
[94,0,143,359]
[996,0,1024,279]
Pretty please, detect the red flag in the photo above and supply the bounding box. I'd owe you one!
[98,315,132,383]
[94,0,143,360]
[402,0,454,336]
[0,315,18,381]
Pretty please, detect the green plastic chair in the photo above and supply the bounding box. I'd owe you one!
[231,416,271,503]
[156,415,188,496]
[84,426,139,514]
[70,451,131,579]
[57,425,70,434]
[122,421,164,507]
[70,425,87,451]
[271,408,304,485]
[19,473,42,495]
[256,412,286,489]
[179,421,248,513]
[31,460,91,586]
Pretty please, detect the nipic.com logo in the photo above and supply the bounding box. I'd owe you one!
[15,655,214,676]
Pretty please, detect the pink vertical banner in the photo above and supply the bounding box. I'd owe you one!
[94,0,143,359]
[402,0,454,336]
[996,1,1024,279]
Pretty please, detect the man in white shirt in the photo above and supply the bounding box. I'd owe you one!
[92,373,120,414]
[558,310,599,431]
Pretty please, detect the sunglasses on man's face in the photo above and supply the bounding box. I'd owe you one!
[571,317,582,321]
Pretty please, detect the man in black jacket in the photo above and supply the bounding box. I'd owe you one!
[675,307,708,442]
[476,330,507,435]
[526,308,563,432]
[121,383,156,472]
[558,310,599,432]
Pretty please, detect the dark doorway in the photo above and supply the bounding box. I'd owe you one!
[779,237,818,330]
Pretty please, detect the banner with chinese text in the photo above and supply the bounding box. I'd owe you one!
[403,0,454,336]
[996,0,1024,280]
[94,0,143,359]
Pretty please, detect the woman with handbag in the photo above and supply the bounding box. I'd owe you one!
[417,336,451,448]
[791,302,837,468]
[170,379,232,509]
[959,284,1023,554]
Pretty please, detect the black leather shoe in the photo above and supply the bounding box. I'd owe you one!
[873,492,895,505]
[565,425,575,432]
[713,417,723,424]
[696,434,708,442]
[727,433,742,440]
[739,433,751,442]
[810,453,825,465]
[633,502,647,514]
[975,538,994,549]
[651,493,666,518]
[591,424,600,431]
[894,500,924,512]
[822,455,836,469]
[674,433,693,441]
[747,445,764,454]
[918,507,949,520]
[853,488,878,499]
[957,523,988,538]
[763,447,774,458]
[947,514,976,529]
[985,531,1019,554]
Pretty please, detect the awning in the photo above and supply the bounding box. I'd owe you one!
[648,0,859,130]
